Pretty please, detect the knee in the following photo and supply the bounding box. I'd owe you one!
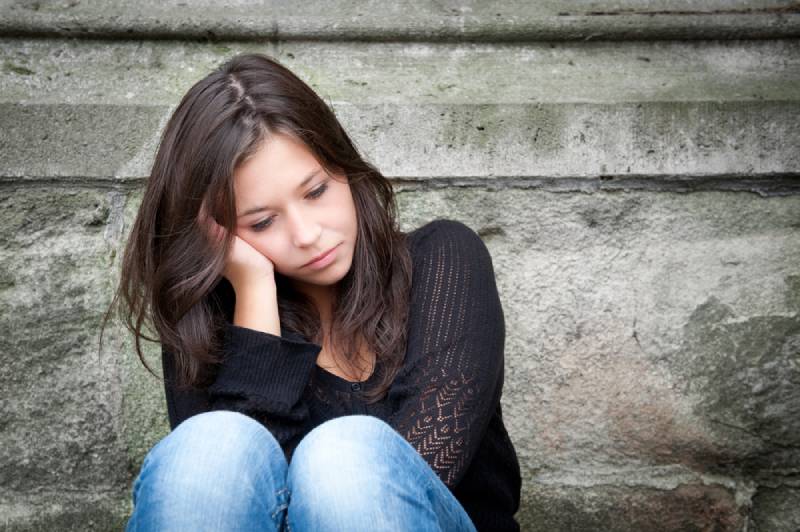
[128,411,288,529]
[288,415,400,494]
[292,415,395,466]
[174,409,268,441]
[287,416,429,527]
[166,410,278,459]
[140,410,282,493]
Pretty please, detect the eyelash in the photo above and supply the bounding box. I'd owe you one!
[251,182,329,232]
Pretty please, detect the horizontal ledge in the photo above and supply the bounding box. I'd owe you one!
[2,174,799,197]
[2,39,799,106]
[0,8,799,42]
[397,174,800,198]
[3,101,798,179]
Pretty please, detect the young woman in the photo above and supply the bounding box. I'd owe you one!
[106,53,521,531]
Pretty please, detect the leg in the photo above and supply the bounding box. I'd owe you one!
[286,415,477,532]
[125,410,290,532]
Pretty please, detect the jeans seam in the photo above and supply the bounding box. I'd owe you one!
[270,503,288,520]
[271,486,290,528]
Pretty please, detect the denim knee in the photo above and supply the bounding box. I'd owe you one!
[130,410,286,522]
[291,415,398,469]
[149,410,281,477]
[288,416,414,506]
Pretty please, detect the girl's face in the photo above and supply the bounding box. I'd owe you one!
[232,133,358,296]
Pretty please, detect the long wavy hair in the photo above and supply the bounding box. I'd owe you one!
[100,53,413,404]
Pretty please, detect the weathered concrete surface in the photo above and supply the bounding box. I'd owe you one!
[1,492,129,531]
[1,39,799,181]
[0,103,166,181]
[394,186,800,530]
[1,9,799,531]
[4,101,799,183]
[0,187,128,515]
[2,183,797,530]
[1,0,798,41]
[4,38,799,106]
[0,187,125,494]
[0,185,162,529]
[519,482,746,531]
[751,486,800,531]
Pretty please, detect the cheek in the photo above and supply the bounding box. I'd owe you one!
[249,236,299,273]
[237,231,273,258]
[335,186,358,223]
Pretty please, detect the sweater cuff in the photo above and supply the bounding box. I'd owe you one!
[207,324,322,413]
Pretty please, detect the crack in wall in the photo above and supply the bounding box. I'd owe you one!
[576,6,800,16]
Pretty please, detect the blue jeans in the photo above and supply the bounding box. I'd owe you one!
[125,411,478,531]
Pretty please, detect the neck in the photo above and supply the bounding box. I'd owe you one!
[291,280,335,322]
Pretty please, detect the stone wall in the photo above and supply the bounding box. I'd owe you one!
[1,2,799,530]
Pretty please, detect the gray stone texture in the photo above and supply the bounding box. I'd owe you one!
[518,483,746,531]
[1,0,799,40]
[2,38,799,183]
[1,2,799,530]
[751,486,800,531]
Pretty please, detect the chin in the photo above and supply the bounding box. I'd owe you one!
[301,260,347,285]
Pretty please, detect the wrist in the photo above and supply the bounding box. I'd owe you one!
[231,280,280,336]
[231,276,276,298]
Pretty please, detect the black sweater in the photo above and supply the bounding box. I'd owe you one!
[160,219,522,531]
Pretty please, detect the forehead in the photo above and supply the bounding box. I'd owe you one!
[233,134,324,214]
[234,134,318,188]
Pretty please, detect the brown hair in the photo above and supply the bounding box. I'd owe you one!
[100,53,412,403]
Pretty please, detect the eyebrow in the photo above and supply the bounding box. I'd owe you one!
[237,168,323,218]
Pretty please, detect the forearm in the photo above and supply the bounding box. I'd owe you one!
[232,280,281,336]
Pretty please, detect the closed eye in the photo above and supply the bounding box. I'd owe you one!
[251,181,329,232]
[307,182,328,200]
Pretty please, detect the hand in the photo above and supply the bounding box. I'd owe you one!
[197,200,275,292]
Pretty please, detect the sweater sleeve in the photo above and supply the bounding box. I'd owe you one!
[160,322,322,458]
[388,219,506,489]
[161,346,211,430]
[205,325,322,452]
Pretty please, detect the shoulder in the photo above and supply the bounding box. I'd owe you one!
[403,218,505,356]
[406,218,491,262]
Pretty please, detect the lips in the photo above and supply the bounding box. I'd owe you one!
[304,244,338,267]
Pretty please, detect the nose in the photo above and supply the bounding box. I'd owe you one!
[286,204,322,248]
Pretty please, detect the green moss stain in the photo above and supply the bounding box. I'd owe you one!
[3,61,35,76]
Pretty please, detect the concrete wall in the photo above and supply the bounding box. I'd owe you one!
[1,2,799,530]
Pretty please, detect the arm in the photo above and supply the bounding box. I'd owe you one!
[206,278,321,454]
[388,220,506,488]
[160,326,321,457]
[160,278,322,457]
[164,205,318,451]
[205,324,321,443]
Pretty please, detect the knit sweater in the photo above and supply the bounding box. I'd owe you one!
[160,218,522,531]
